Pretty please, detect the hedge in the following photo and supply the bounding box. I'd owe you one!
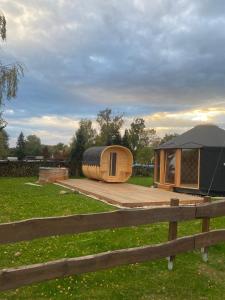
[0,161,71,177]
[132,165,154,177]
[0,161,154,178]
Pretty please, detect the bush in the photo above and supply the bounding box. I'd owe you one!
[132,165,154,177]
[0,161,75,177]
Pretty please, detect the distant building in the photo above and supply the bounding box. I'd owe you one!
[35,156,44,160]
[7,157,18,161]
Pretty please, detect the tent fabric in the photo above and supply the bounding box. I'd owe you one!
[82,146,107,166]
[156,125,225,149]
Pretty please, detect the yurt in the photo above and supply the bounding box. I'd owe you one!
[82,145,133,183]
[154,124,225,195]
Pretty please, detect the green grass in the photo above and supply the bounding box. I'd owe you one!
[128,176,154,187]
[0,177,225,300]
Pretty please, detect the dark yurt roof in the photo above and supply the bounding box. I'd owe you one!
[156,124,225,149]
[82,146,107,166]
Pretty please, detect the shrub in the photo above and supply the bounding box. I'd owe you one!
[0,161,75,177]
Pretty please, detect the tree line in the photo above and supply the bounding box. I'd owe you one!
[70,108,178,175]
[0,131,70,161]
[0,108,178,170]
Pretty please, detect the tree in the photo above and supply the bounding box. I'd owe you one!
[160,133,179,145]
[128,118,159,161]
[16,132,26,160]
[52,143,70,160]
[42,146,50,160]
[96,108,123,145]
[122,129,131,149]
[78,119,96,148]
[8,147,16,157]
[0,129,9,158]
[25,135,41,156]
[0,14,23,130]
[70,129,86,176]
[70,119,96,175]
[136,147,154,164]
[129,118,145,155]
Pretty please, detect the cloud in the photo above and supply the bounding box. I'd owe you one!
[1,0,225,144]
[144,105,225,136]
[4,109,15,115]
[6,115,81,146]
[9,115,80,130]
[6,104,225,146]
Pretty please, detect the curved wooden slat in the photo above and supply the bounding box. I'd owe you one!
[196,199,225,218]
[0,200,225,245]
[0,230,225,292]
[0,206,196,244]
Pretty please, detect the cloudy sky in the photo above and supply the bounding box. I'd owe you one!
[1,0,225,146]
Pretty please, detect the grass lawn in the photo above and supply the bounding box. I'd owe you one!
[0,177,225,300]
[128,176,154,187]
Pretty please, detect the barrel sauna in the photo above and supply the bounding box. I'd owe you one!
[82,145,133,183]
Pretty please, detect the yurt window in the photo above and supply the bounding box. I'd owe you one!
[155,150,160,182]
[165,149,176,184]
[180,149,199,188]
[109,152,117,176]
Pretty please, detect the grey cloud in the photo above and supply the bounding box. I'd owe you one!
[2,0,225,145]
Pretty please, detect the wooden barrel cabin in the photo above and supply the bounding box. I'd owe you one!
[82,145,133,183]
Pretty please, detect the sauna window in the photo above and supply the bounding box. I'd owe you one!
[165,150,176,184]
[155,151,160,182]
[109,152,117,176]
[180,149,199,188]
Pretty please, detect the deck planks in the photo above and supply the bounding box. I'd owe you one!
[57,179,203,207]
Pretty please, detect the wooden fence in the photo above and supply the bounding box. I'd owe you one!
[0,197,225,291]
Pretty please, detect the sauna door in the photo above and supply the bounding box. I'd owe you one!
[109,152,117,176]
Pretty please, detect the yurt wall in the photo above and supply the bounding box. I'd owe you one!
[200,148,225,193]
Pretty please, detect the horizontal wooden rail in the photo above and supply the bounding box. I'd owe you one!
[196,199,225,218]
[0,229,225,291]
[0,200,225,245]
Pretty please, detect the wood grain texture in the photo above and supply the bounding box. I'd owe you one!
[0,230,225,292]
[82,145,133,183]
[0,206,196,244]
[202,197,211,233]
[168,198,179,262]
[159,150,165,184]
[196,199,225,218]
[0,200,225,245]
[175,150,181,187]
[201,197,211,256]
[58,178,203,207]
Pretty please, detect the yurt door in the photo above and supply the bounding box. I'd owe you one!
[109,152,117,176]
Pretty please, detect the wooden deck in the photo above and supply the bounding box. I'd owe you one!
[57,179,204,208]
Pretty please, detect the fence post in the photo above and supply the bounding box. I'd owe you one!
[167,198,179,270]
[201,196,211,262]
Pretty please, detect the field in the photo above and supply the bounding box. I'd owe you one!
[0,177,225,300]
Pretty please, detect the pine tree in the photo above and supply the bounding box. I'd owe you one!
[122,129,131,149]
[42,146,50,160]
[16,132,26,160]
[70,119,96,176]
[70,128,86,176]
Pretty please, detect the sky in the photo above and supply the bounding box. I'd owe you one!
[1,0,225,146]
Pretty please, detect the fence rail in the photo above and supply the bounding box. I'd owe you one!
[0,198,225,292]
